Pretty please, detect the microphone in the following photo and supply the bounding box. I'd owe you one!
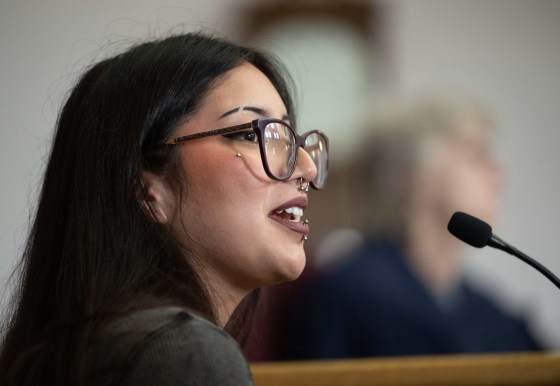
[448,211,560,291]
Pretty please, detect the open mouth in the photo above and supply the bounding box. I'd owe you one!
[274,206,304,223]
[269,199,309,235]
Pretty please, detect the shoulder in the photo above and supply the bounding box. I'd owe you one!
[461,285,531,327]
[458,285,542,350]
[92,307,253,386]
[309,240,430,316]
[316,240,406,290]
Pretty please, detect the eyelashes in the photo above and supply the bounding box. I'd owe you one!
[223,130,258,144]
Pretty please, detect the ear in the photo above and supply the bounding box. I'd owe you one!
[138,171,177,224]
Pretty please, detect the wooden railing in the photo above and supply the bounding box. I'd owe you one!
[251,352,560,386]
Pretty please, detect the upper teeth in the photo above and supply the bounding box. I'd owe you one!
[276,207,303,216]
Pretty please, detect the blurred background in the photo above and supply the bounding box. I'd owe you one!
[1,0,559,351]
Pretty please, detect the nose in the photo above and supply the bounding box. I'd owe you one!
[292,147,318,184]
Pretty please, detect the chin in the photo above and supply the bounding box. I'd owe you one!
[264,249,306,286]
[280,249,307,282]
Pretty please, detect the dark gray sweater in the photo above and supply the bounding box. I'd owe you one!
[90,307,254,385]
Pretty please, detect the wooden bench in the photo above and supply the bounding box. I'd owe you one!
[251,352,560,386]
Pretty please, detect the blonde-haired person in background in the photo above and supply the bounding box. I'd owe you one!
[278,95,541,359]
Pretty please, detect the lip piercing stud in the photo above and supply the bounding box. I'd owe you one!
[236,153,242,157]
[302,235,308,242]
[303,219,309,225]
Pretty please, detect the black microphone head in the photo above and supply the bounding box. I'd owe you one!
[447,211,493,248]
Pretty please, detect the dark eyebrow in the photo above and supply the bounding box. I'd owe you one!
[219,106,289,122]
[242,106,266,116]
[244,106,290,122]
[219,107,240,118]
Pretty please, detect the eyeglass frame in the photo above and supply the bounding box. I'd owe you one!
[163,118,328,190]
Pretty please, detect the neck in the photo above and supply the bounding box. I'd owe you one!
[212,291,243,328]
[404,211,464,297]
[199,269,247,328]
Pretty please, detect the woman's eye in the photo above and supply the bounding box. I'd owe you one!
[224,131,258,143]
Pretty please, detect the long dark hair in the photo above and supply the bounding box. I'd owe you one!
[0,32,295,385]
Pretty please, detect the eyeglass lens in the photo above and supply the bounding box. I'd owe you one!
[263,122,294,179]
[262,122,328,189]
[304,132,328,189]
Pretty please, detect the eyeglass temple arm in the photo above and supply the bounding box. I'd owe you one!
[165,122,254,145]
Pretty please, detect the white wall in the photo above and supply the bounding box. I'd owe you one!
[1,0,559,348]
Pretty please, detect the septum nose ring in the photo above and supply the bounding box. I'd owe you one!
[297,178,310,193]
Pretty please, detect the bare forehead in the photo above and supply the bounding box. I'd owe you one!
[211,63,278,94]
[200,63,287,115]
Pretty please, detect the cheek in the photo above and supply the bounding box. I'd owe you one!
[182,148,263,229]
[177,145,271,253]
[194,143,268,191]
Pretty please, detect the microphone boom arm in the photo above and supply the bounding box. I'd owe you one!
[448,211,560,292]
[489,235,560,291]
